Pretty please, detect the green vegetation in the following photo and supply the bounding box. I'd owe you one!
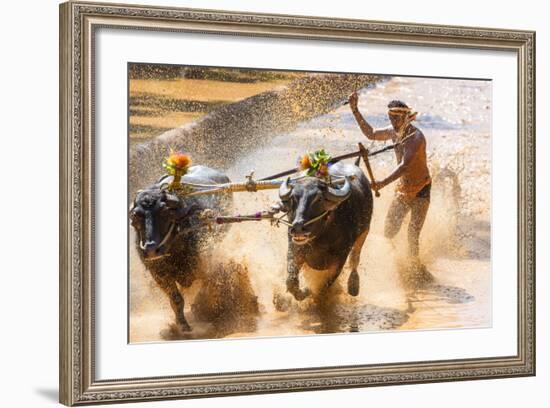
[129,64,301,83]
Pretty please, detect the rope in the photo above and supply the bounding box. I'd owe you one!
[180,200,331,233]
[303,210,329,227]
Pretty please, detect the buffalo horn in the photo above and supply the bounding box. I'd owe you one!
[325,177,351,202]
[278,177,293,200]
[164,192,181,207]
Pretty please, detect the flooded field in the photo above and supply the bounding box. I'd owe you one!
[128,71,491,343]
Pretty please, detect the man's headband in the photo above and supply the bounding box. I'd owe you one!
[388,107,411,114]
[388,106,418,119]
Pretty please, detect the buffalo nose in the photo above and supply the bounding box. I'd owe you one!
[143,241,158,256]
[290,221,304,235]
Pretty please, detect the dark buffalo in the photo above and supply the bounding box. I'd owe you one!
[129,165,232,332]
[278,161,373,300]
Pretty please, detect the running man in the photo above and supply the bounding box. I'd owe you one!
[348,92,431,261]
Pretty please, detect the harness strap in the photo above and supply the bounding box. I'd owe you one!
[139,222,176,250]
[171,204,330,234]
[302,210,330,227]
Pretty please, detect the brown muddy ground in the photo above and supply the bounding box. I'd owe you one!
[129,69,302,142]
[129,74,491,343]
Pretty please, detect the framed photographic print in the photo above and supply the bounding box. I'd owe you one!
[59,1,536,405]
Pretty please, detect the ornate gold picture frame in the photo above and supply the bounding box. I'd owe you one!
[59,1,535,405]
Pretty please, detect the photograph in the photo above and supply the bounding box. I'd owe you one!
[127,64,492,343]
[58,2,535,404]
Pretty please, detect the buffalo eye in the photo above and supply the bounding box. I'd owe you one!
[160,202,177,212]
[278,200,290,212]
[310,193,321,206]
[280,194,291,203]
[281,195,295,211]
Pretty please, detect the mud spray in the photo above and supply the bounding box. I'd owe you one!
[129,74,491,342]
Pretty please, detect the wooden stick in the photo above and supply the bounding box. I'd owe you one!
[182,175,350,197]
[259,143,399,181]
[358,142,380,197]
[258,150,362,181]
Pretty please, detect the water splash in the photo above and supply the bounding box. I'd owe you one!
[129,73,492,342]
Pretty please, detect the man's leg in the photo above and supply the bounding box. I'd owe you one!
[406,191,434,286]
[408,195,430,257]
[384,195,410,242]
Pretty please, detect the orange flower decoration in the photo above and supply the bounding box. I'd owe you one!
[298,153,311,171]
[297,149,332,178]
[317,163,329,177]
[163,150,192,175]
[168,151,191,169]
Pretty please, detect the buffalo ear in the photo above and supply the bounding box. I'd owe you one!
[129,190,143,212]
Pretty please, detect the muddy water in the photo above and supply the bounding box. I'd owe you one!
[129,76,492,343]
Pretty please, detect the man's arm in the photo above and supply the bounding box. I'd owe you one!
[374,133,422,190]
[349,92,393,141]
